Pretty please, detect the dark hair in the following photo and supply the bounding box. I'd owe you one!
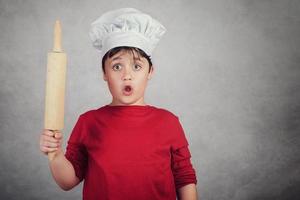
[101,46,153,74]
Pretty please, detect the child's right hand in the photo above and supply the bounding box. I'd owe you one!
[39,129,63,156]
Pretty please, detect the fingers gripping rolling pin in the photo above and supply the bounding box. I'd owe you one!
[44,20,67,161]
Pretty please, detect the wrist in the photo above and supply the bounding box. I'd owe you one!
[48,148,64,162]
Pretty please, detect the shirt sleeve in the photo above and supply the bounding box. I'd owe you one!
[170,116,197,190]
[65,115,88,182]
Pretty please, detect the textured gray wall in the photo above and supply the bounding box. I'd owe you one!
[0,0,299,199]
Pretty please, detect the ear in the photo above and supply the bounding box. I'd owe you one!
[147,66,154,80]
[102,61,108,81]
[103,72,108,81]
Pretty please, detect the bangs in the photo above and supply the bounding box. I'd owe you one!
[101,46,153,73]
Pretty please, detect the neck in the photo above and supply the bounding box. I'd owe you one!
[109,97,147,106]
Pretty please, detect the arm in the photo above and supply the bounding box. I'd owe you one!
[177,183,198,200]
[48,149,81,191]
[40,129,80,191]
[170,116,198,199]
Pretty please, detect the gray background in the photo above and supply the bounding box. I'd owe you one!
[0,0,299,199]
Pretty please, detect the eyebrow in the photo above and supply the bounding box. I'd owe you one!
[111,56,122,61]
[111,56,142,62]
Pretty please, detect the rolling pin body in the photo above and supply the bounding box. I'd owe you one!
[44,52,66,130]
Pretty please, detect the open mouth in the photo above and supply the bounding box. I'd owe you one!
[123,85,133,96]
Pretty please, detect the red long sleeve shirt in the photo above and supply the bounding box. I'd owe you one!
[65,104,197,200]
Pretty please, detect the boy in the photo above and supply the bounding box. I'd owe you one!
[40,8,198,200]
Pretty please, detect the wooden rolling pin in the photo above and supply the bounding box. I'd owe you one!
[44,20,67,161]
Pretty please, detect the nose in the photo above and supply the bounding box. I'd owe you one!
[122,67,132,81]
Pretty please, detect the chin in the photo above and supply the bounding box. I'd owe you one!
[117,96,143,105]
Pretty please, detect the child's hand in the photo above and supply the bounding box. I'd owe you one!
[39,129,63,156]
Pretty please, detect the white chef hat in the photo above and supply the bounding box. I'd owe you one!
[89,8,166,59]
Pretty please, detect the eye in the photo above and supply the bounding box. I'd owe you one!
[133,64,142,71]
[112,64,122,71]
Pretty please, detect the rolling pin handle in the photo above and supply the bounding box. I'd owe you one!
[47,129,59,161]
[53,20,63,52]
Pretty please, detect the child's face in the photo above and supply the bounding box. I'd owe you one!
[103,49,154,106]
